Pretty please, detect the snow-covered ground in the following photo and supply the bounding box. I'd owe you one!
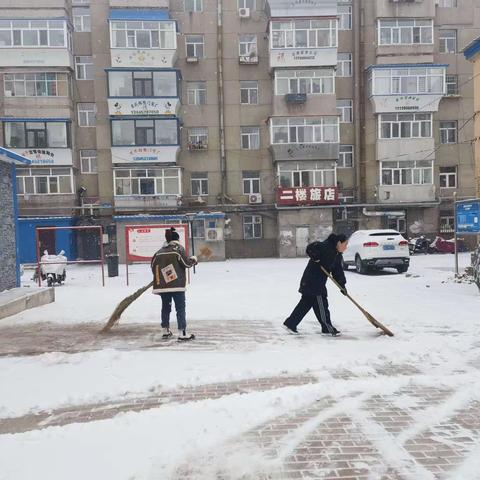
[1,253,479,480]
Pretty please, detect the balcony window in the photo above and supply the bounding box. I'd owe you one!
[271,117,339,144]
[188,127,208,150]
[439,30,456,53]
[381,160,433,185]
[187,81,206,105]
[271,19,337,49]
[185,35,204,58]
[379,113,432,139]
[243,215,262,240]
[110,20,176,49]
[73,7,91,32]
[240,126,260,149]
[4,121,69,148]
[191,172,209,196]
[4,72,69,97]
[243,170,260,194]
[16,167,73,194]
[80,149,97,174]
[278,161,336,187]
[111,118,178,146]
[337,53,352,77]
[439,121,457,144]
[239,34,257,56]
[378,19,433,46]
[0,19,68,47]
[439,166,457,188]
[108,70,177,97]
[338,145,354,168]
[275,68,334,95]
[75,56,93,80]
[114,168,181,196]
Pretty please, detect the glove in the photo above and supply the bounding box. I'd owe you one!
[190,255,198,265]
[340,287,348,296]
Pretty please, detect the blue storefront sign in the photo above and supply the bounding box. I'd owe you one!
[455,200,480,234]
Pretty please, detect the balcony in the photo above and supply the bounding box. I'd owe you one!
[111,146,180,164]
[377,184,436,204]
[377,0,435,18]
[114,194,180,210]
[8,148,73,167]
[108,98,180,116]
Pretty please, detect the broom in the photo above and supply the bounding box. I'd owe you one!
[101,281,153,333]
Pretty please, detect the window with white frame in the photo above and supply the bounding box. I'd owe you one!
[378,19,433,46]
[242,170,260,194]
[240,126,260,149]
[191,172,209,196]
[438,0,457,6]
[338,5,352,31]
[73,7,91,32]
[238,34,257,56]
[381,160,433,185]
[192,219,205,238]
[0,19,68,47]
[278,161,336,187]
[338,145,354,168]
[73,0,89,3]
[271,117,339,144]
[379,113,432,139]
[16,167,73,195]
[3,121,69,148]
[440,215,455,233]
[75,56,93,80]
[271,19,337,49]
[4,72,69,97]
[337,99,352,123]
[114,168,181,195]
[337,53,352,77]
[186,35,204,58]
[243,215,262,239]
[185,0,203,12]
[439,166,457,188]
[108,70,177,97]
[187,81,206,105]
[240,80,258,104]
[78,103,96,127]
[188,127,208,150]
[238,0,255,9]
[275,69,334,95]
[111,118,178,146]
[440,121,457,144]
[110,20,176,49]
[440,30,456,53]
[80,149,97,174]
[445,74,458,95]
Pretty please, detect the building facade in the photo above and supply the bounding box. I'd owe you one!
[1,0,479,261]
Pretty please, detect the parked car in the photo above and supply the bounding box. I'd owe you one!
[343,229,410,274]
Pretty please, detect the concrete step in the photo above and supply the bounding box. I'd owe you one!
[0,287,55,321]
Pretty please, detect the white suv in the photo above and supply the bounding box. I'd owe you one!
[343,229,410,274]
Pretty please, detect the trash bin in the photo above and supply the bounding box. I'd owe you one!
[106,254,119,277]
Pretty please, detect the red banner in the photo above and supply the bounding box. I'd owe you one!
[276,186,339,206]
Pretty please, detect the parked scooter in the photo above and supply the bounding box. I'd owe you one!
[34,250,67,286]
[408,236,432,255]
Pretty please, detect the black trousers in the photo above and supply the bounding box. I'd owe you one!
[285,294,334,332]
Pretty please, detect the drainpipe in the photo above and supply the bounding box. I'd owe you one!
[217,0,227,202]
[353,0,362,202]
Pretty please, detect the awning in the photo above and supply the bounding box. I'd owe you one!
[0,147,31,166]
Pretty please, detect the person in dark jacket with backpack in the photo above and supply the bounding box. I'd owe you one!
[283,233,348,336]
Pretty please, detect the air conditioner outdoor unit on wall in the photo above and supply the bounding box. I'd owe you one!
[238,7,251,18]
[249,194,262,204]
[205,228,223,242]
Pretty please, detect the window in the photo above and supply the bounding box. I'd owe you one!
[243,215,262,239]
[187,81,206,105]
[78,103,96,127]
[440,216,455,233]
[108,70,177,97]
[111,119,178,146]
[440,121,457,144]
[381,160,433,185]
[438,0,457,7]
[378,19,433,46]
[16,167,73,195]
[239,34,257,56]
[4,72,69,97]
[75,56,93,80]
[110,20,176,49]
[186,35,204,58]
[271,117,339,144]
[338,5,352,31]
[337,99,352,123]
[114,168,181,196]
[243,171,260,194]
[337,53,352,77]
[80,150,97,174]
[278,161,336,187]
[73,7,91,32]
[271,19,337,49]
[440,30,456,53]
[387,217,406,233]
[238,0,255,9]
[185,0,203,12]
[379,113,432,139]
[275,69,334,95]
[445,75,458,95]
[192,219,205,238]
[0,19,68,48]
[439,166,457,188]
[191,172,209,196]
[240,80,258,104]
[4,121,69,148]
[338,145,354,168]
[240,126,260,149]
[188,127,208,150]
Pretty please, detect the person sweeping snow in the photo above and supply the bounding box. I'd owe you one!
[151,227,198,341]
[283,233,348,337]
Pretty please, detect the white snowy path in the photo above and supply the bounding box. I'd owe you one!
[0,253,479,479]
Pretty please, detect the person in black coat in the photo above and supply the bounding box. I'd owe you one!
[283,233,349,336]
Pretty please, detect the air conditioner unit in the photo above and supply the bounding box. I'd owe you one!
[186,56,199,63]
[238,7,251,18]
[205,227,223,242]
[249,193,262,204]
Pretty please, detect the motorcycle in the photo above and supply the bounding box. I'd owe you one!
[33,250,67,286]
[408,236,432,255]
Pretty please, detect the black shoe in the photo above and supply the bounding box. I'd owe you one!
[283,321,299,335]
[330,327,341,337]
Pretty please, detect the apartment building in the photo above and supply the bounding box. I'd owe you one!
[0,0,479,262]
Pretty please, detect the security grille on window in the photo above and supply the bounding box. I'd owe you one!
[242,171,260,194]
[75,56,93,80]
[108,70,177,97]
[114,168,181,195]
[16,167,73,195]
[191,172,209,196]
[439,166,457,188]
[445,75,458,95]
[111,119,178,146]
[188,127,208,150]
[379,113,432,139]
[240,81,258,104]
[440,216,455,233]
[187,81,206,105]
[271,117,339,144]
[440,30,456,53]
[338,5,352,31]
[438,0,457,7]
[4,72,69,97]
[337,99,352,123]
[240,126,260,149]
[243,215,262,240]
[278,161,336,187]
[192,219,205,238]
[78,103,96,127]
[239,34,257,56]
[0,19,68,47]
[80,150,97,174]
[73,7,91,32]
[378,19,433,46]
[337,53,352,77]
[185,0,203,12]
[440,121,457,144]
[271,19,337,49]
[110,20,176,49]
[186,35,204,58]
[381,160,433,185]
[3,121,69,148]
[338,145,354,168]
[275,69,334,95]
